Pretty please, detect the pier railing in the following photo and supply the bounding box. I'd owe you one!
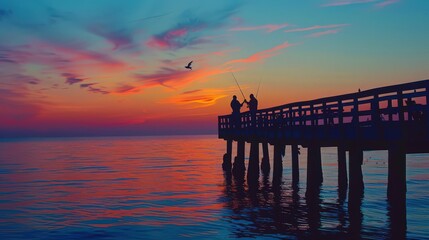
[219,79,429,149]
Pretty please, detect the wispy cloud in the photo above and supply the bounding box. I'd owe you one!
[77,81,109,94]
[323,0,376,7]
[323,0,399,7]
[62,73,85,85]
[376,0,400,7]
[146,4,240,50]
[227,41,293,64]
[284,24,349,33]
[306,29,341,38]
[114,84,139,94]
[230,23,290,33]
[163,88,228,108]
[80,83,97,88]
[134,66,228,90]
[87,86,109,94]
[118,65,230,95]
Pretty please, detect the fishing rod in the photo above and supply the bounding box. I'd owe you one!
[230,72,246,101]
[256,78,262,98]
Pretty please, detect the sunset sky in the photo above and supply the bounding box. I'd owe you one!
[1,0,428,137]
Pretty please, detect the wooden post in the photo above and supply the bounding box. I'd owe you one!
[292,144,300,183]
[232,140,246,178]
[349,146,364,192]
[273,143,284,184]
[323,102,328,126]
[307,145,323,190]
[423,84,429,138]
[353,98,359,138]
[387,145,406,199]
[247,141,260,181]
[261,142,270,174]
[222,139,233,171]
[387,144,407,239]
[338,100,344,125]
[338,146,348,189]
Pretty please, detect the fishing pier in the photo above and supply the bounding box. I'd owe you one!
[218,79,429,204]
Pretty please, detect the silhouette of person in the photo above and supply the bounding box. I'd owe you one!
[245,94,258,127]
[245,94,258,113]
[231,95,244,128]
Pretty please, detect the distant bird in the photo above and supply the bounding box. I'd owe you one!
[185,61,193,70]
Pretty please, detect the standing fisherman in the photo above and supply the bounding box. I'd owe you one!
[231,95,245,128]
[245,94,258,127]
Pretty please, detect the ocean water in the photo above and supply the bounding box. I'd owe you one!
[0,135,428,240]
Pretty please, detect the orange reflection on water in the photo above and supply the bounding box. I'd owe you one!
[0,136,225,228]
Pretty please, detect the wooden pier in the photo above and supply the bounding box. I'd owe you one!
[218,79,429,203]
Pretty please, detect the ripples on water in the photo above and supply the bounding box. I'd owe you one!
[0,135,428,239]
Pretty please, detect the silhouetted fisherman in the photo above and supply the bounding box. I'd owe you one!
[231,95,244,128]
[245,94,258,127]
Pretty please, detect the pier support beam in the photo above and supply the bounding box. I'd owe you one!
[292,145,300,184]
[387,146,407,240]
[222,139,233,171]
[349,147,364,193]
[261,142,270,175]
[338,146,348,190]
[247,141,260,182]
[233,140,245,178]
[387,146,406,199]
[307,145,323,191]
[273,144,284,184]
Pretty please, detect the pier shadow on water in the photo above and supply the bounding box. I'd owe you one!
[222,165,406,239]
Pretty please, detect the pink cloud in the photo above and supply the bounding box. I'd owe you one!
[146,28,198,50]
[323,0,377,7]
[230,23,290,33]
[227,42,293,64]
[284,24,349,33]
[306,29,341,38]
[323,0,399,7]
[376,0,400,7]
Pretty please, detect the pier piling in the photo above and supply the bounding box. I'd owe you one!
[248,141,260,181]
[261,142,270,174]
[292,144,300,183]
[349,146,364,192]
[307,145,323,190]
[338,146,348,190]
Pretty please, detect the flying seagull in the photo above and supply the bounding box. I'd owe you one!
[185,61,193,70]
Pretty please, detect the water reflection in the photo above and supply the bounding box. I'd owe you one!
[222,166,398,239]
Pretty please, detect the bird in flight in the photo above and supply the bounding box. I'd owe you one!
[185,61,193,70]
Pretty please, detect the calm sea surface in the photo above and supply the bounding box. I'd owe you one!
[0,135,428,239]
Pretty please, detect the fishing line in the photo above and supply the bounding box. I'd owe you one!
[256,77,262,98]
[230,72,246,101]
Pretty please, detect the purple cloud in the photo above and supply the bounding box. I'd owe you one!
[80,83,97,88]
[146,4,240,50]
[88,86,109,94]
[182,89,202,95]
[135,67,191,88]
[115,84,139,94]
[62,73,85,85]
